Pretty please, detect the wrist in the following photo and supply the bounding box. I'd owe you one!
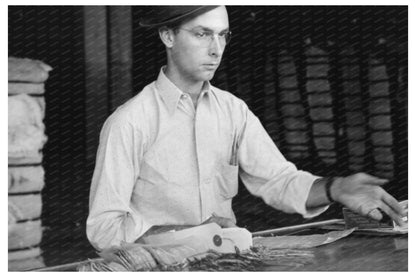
[325,177,335,203]
[329,177,343,203]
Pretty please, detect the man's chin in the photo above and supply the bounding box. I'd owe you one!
[188,70,216,83]
[200,71,216,81]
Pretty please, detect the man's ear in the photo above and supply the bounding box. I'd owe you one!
[159,27,175,48]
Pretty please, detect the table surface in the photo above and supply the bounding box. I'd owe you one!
[33,231,408,271]
[261,232,408,271]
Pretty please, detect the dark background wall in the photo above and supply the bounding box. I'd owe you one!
[8,5,407,267]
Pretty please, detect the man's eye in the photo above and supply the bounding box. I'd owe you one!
[195,32,209,38]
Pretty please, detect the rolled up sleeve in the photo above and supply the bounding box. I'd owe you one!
[86,113,151,251]
[238,108,328,218]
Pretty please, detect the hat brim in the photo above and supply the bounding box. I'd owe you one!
[139,6,219,28]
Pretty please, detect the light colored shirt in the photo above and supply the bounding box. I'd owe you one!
[87,68,327,250]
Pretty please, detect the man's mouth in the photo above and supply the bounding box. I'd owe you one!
[203,63,219,70]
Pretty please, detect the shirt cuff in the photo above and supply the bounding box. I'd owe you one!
[294,172,330,218]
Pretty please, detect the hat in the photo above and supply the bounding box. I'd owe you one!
[139,6,219,28]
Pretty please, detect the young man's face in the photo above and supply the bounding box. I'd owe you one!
[169,6,229,83]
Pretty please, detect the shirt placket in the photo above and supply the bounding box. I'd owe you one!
[194,94,214,221]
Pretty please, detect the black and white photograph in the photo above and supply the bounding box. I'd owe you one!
[7,3,409,272]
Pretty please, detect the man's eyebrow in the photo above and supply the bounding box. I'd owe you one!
[192,25,230,32]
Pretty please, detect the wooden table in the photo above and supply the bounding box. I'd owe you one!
[261,233,408,271]
[33,232,407,271]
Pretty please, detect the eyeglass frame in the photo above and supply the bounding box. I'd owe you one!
[177,27,232,46]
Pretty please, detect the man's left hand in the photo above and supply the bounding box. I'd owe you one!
[331,173,406,226]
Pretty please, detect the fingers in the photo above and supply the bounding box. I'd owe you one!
[202,214,236,228]
[214,216,237,228]
[359,191,405,227]
[378,202,404,227]
[366,207,383,221]
[364,202,404,227]
[382,192,406,217]
[212,212,236,228]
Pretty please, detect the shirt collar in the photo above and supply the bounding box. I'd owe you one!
[155,67,212,115]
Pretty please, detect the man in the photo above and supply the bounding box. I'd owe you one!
[87,6,405,251]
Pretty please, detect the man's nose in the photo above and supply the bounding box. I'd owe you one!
[209,35,224,57]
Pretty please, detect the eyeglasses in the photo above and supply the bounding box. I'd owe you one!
[178,28,232,46]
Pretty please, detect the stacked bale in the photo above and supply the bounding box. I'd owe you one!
[277,50,310,161]
[305,46,336,165]
[277,46,337,164]
[368,58,394,179]
[339,49,395,179]
[275,45,395,179]
[8,57,51,271]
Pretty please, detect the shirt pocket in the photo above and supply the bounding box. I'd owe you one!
[215,163,239,199]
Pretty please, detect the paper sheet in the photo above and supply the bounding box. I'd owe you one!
[253,228,355,249]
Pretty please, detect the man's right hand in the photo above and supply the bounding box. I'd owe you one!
[202,213,236,228]
[135,214,236,243]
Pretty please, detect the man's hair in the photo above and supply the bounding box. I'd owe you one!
[158,15,196,35]
[159,24,180,35]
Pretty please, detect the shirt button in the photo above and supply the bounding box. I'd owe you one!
[182,94,188,99]
[203,178,211,184]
